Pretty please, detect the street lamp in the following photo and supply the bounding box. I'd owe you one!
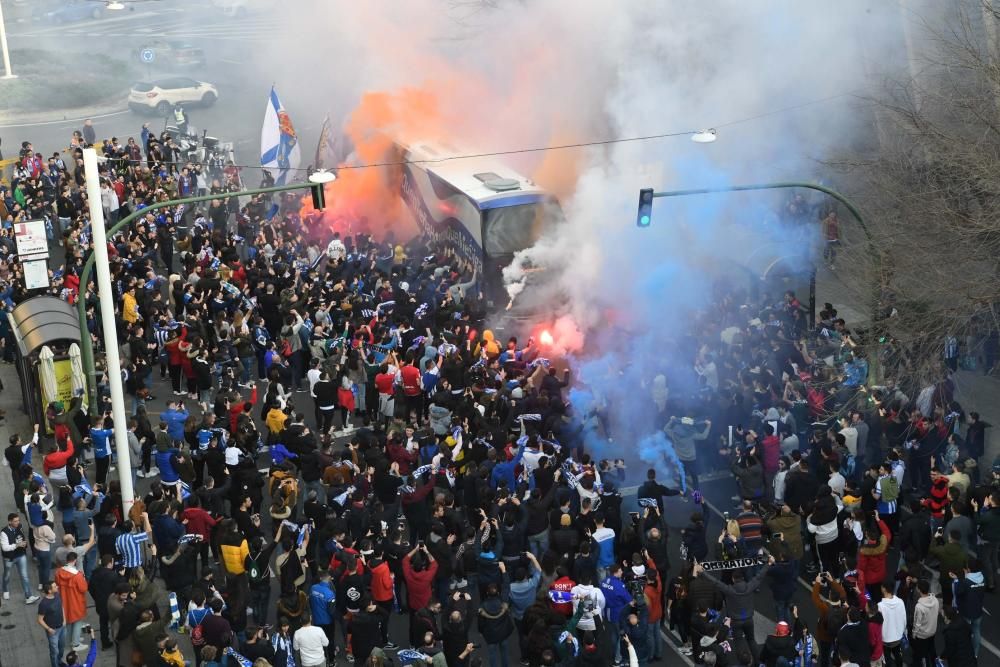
[0,0,17,80]
[82,148,135,512]
[691,129,717,144]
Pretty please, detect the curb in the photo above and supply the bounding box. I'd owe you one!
[0,94,132,128]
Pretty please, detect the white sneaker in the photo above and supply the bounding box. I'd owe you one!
[37,583,42,591]
[3,591,8,600]
[72,643,88,653]
[136,470,145,478]
[148,467,159,477]
[25,595,39,604]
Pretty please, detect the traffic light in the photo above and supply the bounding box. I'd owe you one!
[637,188,653,227]
[311,182,326,211]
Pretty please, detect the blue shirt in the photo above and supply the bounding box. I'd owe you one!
[91,428,113,459]
[161,408,189,442]
[309,582,336,625]
[600,576,633,623]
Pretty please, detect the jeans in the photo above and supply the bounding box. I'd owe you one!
[607,619,622,663]
[45,625,65,667]
[774,599,792,623]
[486,641,509,667]
[646,621,662,659]
[65,619,83,647]
[82,547,97,579]
[965,616,982,657]
[527,530,549,558]
[241,358,253,385]
[2,554,32,597]
[36,549,52,586]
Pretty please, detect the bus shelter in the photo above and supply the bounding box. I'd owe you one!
[6,296,87,430]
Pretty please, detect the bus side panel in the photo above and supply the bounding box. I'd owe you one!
[400,163,485,276]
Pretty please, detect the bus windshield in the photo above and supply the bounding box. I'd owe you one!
[482,200,564,256]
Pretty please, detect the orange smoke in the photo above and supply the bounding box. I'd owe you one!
[300,86,465,239]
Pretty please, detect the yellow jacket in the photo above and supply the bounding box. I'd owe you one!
[220,537,249,575]
[122,292,138,323]
[266,408,288,435]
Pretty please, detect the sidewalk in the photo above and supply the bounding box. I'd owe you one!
[816,265,1000,466]
[0,95,130,128]
[0,363,105,665]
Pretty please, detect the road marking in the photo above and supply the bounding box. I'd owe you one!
[219,59,244,65]
[0,108,130,129]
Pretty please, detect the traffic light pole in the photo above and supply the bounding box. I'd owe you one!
[648,180,883,365]
[77,180,324,415]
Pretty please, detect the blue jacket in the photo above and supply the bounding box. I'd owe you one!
[155,448,181,483]
[600,575,633,623]
[152,513,185,551]
[490,439,526,490]
[91,427,114,459]
[508,569,541,619]
[161,408,189,442]
[309,582,336,626]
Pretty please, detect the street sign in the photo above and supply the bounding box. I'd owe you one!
[14,219,48,258]
[140,48,155,64]
[22,259,49,290]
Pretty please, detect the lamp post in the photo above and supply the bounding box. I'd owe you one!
[77,172,335,416]
[0,0,17,79]
[82,148,134,512]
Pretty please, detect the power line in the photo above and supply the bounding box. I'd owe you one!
[85,89,861,176]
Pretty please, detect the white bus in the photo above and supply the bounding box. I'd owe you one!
[390,140,565,310]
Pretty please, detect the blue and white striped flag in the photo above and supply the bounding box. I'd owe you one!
[260,86,301,186]
[397,649,430,664]
[223,647,254,667]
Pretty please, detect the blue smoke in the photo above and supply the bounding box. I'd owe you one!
[637,431,686,493]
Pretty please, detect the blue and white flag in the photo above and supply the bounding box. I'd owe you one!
[223,647,254,667]
[397,649,430,664]
[260,86,301,186]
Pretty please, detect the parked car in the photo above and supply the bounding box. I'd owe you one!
[33,0,103,22]
[128,78,219,114]
[136,41,206,68]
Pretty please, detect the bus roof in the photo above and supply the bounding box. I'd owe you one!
[400,140,549,207]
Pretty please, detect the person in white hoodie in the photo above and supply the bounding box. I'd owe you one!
[569,571,606,632]
[876,582,907,667]
[910,579,939,667]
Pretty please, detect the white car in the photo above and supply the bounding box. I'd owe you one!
[128,78,219,114]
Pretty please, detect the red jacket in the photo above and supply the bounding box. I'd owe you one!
[549,575,576,616]
[181,507,218,540]
[644,557,664,623]
[228,386,258,433]
[402,553,438,611]
[43,438,76,475]
[369,560,394,603]
[760,435,781,475]
[857,521,891,586]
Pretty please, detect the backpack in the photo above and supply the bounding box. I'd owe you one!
[246,552,268,586]
[188,607,209,647]
[880,476,900,503]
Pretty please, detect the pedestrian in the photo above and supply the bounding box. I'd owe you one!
[37,580,65,667]
[1,512,40,603]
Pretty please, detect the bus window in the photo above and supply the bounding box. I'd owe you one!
[483,199,563,256]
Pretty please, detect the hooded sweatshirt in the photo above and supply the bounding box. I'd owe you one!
[912,594,939,639]
[876,595,906,643]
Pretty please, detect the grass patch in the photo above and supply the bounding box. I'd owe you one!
[0,49,138,112]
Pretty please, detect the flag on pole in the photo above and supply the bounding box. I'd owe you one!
[261,86,301,185]
[314,112,353,170]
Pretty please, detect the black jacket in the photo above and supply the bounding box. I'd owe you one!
[760,634,797,667]
[88,566,123,615]
[898,510,932,560]
[478,598,515,644]
[350,609,385,664]
[942,617,978,667]
[835,621,870,665]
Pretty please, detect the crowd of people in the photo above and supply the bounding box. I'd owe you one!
[0,123,996,667]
